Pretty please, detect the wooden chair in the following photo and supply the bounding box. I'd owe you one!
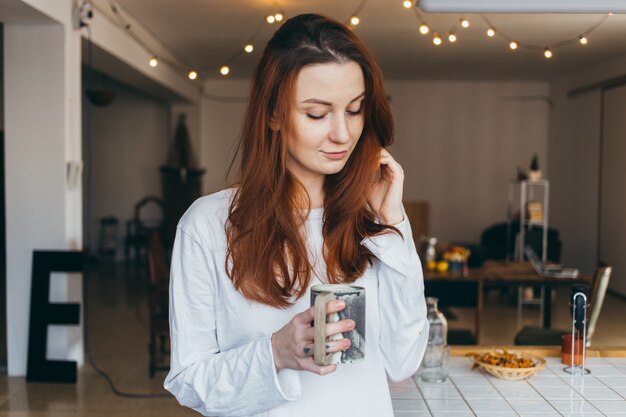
[514,266,612,346]
[125,196,164,266]
[147,231,170,377]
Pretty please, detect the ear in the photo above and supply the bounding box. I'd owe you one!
[269,114,280,132]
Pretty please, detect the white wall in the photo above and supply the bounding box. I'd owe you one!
[88,79,169,258]
[388,80,549,243]
[548,86,601,275]
[201,79,550,243]
[201,80,249,195]
[549,51,626,283]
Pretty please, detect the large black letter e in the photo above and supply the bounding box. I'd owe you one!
[27,251,83,383]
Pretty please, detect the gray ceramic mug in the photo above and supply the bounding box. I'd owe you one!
[310,284,366,365]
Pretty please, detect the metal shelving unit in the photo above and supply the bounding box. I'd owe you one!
[507,179,549,262]
[507,179,550,328]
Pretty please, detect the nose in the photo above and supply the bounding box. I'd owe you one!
[328,113,350,144]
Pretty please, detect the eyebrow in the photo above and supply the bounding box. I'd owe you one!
[301,91,365,106]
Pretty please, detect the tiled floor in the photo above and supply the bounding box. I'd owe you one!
[390,356,626,417]
[0,261,625,416]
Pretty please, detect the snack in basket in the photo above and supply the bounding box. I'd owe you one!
[466,349,546,380]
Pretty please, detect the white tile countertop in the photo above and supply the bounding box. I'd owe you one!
[389,356,626,417]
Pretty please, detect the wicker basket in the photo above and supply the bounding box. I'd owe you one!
[470,351,547,381]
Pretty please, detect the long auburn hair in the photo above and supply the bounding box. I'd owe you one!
[226,13,399,308]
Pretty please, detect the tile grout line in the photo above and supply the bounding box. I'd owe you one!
[411,375,434,417]
[445,372,479,417]
[577,362,626,400]
[530,366,608,417]
[483,370,524,417]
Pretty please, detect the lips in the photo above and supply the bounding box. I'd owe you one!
[322,151,348,160]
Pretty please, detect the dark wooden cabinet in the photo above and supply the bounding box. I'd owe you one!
[160,166,204,248]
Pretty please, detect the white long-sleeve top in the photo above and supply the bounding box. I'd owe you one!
[164,188,429,417]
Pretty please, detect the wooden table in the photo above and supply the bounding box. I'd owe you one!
[423,261,591,344]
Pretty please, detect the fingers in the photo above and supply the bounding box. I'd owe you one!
[299,357,337,376]
[287,301,353,376]
[379,148,404,177]
[298,300,346,325]
[325,319,355,337]
[300,338,351,357]
[325,338,351,353]
[302,318,354,341]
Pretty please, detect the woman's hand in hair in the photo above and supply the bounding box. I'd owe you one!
[367,149,405,225]
[271,300,353,375]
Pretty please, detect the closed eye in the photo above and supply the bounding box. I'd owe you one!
[306,113,326,120]
[347,107,363,116]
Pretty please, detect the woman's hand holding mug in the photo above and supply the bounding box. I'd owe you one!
[271,300,353,376]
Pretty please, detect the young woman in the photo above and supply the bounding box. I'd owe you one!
[164,13,428,417]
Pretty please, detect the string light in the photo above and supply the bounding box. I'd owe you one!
[105,0,614,83]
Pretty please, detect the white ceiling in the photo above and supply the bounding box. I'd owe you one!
[109,0,626,80]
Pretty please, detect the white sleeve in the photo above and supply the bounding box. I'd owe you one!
[361,215,429,382]
[164,226,301,416]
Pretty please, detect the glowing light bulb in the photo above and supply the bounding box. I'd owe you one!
[487,28,495,37]
[419,23,430,35]
[220,66,230,75]
[266,15,275,24]
[448,33,457,43]
[350,16,360,26]
[579,36,588,45]
[433,33,442,46]
[509,41,518,50]
[403,0,412,8]
[274,13,283,22]
[460,18,469,28]
[149,57,158,67]
[188,71,197,80]
[244,44,254,53]
[544,48,552,59]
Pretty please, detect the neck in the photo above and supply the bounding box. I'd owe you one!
[296,175,325,209]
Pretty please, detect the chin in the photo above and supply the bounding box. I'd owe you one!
[322,161,350,175]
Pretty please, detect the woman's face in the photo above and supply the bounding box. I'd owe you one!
[283,60,365,185]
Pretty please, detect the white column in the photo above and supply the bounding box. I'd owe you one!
[4,14,83,376]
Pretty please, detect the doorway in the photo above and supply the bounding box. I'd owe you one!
[599,83,626,297]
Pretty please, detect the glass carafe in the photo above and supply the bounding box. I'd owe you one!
[418,297,450,383]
